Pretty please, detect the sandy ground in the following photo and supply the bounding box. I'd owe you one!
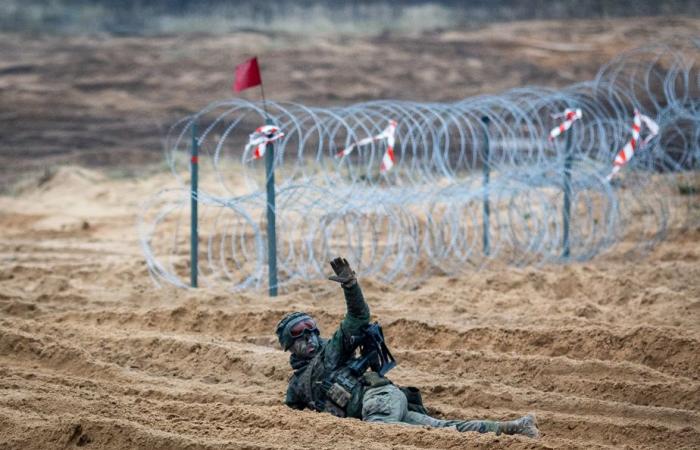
[1,166,698,449]
[1,16,700,450]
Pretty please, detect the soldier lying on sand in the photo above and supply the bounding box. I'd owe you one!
[275,257,539,438]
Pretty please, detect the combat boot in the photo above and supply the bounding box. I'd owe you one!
[498,414,540,438]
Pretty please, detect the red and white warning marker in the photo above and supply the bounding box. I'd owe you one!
[607,110,659,181]
[639,113,660,147]
[245,125,285,161]
[549,108,582,141]
[336,120,398,173]
[379,141,396,173]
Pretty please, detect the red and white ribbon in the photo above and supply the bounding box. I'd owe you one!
[336,120,398,173]
[607,110,659,180]
[639,113,659,146]
[548,108,582,141]
[245,125,285,160]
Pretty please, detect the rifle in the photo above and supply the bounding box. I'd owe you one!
[347,322,396,377]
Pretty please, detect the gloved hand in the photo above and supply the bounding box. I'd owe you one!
[328,257,357,288]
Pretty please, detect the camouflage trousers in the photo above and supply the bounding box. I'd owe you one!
[361,383,499,434]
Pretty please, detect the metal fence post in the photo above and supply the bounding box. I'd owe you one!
[562,126,573,259]
[264,117,278,296]
[190,120,199,288]
[481,115,491,256]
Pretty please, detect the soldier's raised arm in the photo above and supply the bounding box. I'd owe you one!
[326,257,370,359]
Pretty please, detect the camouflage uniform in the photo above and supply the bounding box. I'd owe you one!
[284,282,369,417]
[282,281,506,434]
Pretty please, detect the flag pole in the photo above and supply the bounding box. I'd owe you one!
[259,82,270,119]
[234,56,277,295]
[259,78,277,297]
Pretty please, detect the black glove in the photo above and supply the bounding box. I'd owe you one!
[328,257,357,288]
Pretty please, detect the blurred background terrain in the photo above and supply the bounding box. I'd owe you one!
[2,0,699,35]
[0,1,699,192]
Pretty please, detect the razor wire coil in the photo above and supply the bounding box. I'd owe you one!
[139,43,700,292]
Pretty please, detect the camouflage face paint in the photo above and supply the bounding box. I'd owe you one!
[291,331,319,358]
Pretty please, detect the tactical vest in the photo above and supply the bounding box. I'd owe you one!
[287,341,366,418]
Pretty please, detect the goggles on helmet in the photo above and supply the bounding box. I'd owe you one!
[289,318,318,339]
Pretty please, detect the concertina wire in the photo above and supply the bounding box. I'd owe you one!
[139,43,700,291]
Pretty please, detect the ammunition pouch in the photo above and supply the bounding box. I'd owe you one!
[321,368,362,418]
[320,322,397,419]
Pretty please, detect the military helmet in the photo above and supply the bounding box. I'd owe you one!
[275,311,317,350]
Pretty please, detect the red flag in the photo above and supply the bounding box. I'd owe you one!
[233,57,262,92]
